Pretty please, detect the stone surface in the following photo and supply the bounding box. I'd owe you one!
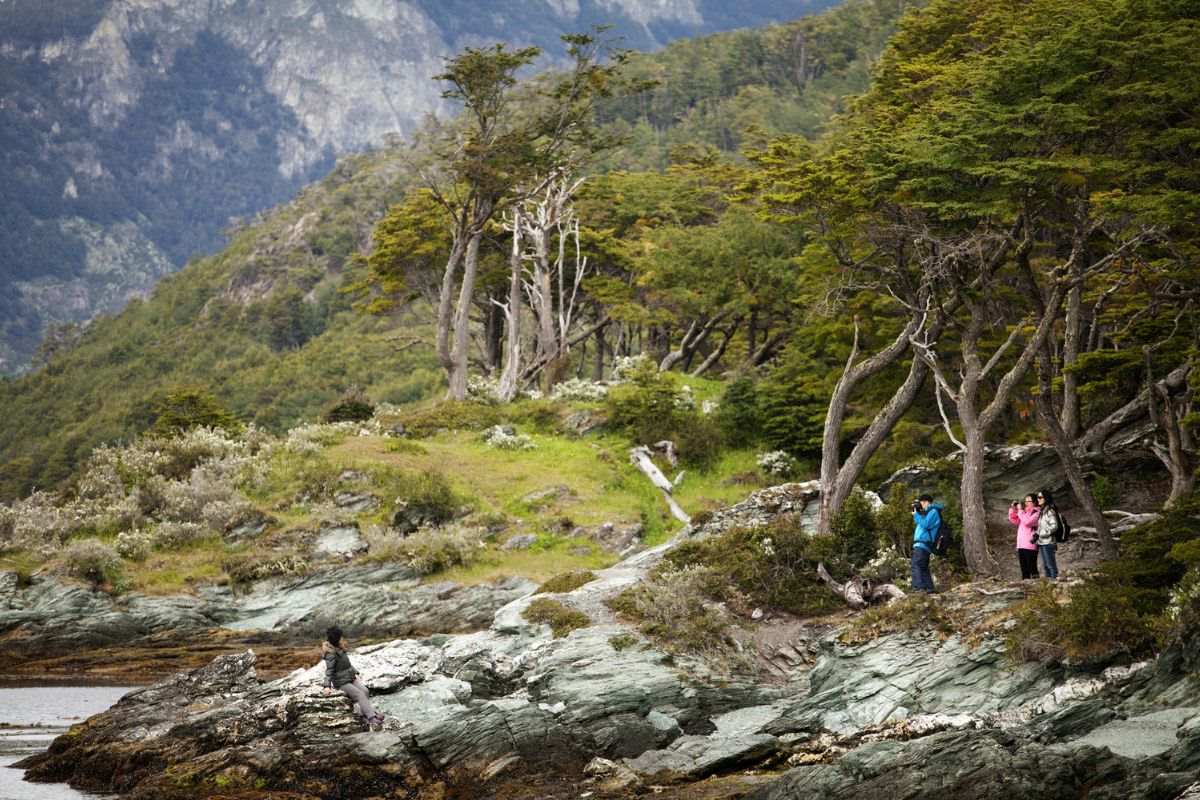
[503,533,538,551]
[313,525,369,559]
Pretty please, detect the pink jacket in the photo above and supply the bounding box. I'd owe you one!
[1009,506,1040,550]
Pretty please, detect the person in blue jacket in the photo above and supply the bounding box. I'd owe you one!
[911,494,942,594]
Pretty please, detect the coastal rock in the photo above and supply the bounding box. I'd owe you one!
[313,525,369,559]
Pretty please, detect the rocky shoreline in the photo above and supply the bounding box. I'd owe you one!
[9,484,1200,799]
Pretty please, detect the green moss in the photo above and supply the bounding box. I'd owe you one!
[522,597,591,637]
[840,594,957,645]
[536,569,597,594]
[609,633,640,651]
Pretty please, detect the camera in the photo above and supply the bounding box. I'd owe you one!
[912,500,921,513]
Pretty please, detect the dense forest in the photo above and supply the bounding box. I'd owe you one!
[1,0,1197,575]
[0,0,913,499]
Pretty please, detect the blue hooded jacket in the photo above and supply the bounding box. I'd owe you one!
[913,503,944,552]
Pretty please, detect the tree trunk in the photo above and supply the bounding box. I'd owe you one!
[496,229,524,402]
[960,428,996,575]
[817,313,924,534]
[435,236,468,378]
[1059,265,1084,439]
[447,230,484,400]
[593,324,606,381]
[1035,348,1118,558]
[690,317,740,377]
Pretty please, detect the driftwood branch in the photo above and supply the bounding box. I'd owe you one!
[630,446,691,524]
[816,563,906,610]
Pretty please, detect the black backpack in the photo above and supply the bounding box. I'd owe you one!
[931,518,951,556]
[1054,511,1071,543]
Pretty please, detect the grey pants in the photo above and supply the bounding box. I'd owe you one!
[339,679,378,720]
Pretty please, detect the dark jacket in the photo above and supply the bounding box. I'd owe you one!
[913,503,944,552]
[322,641,357,689]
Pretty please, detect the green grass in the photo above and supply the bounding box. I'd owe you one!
[435,534,615,586]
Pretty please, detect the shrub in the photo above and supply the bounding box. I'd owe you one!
[146,387,241,437]
[1090,474,1118,509]
[373,467,462,530]
[606,359,723,468]
[536,570,597,594]
[322,388,375,423]
[481,425,536,450]
[393,401,502,438]
[522,597,591,638]
[390,525,482,575]
[663,516,843,616]
[673,413,723,471]
[840,593,958,645]
[875,485,915,555]
[1005,582,1157,663]
[152,521,210,549]
[716,378,762,440]
[607,566,737,659]
[756,450,794,478]
[63,539,123,587]
[223,551,311,584]
[550,378,608,402]
[831,490,878,569]
[115,529,154,561]
[609,633,639,651]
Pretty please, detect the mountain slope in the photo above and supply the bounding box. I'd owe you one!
[0,0,913,500]
[0,0,844,373]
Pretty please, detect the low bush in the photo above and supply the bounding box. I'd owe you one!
[660,516,843,616]
[522,597,591,637]
[383,525,482,575]
[373,466,463,529]
[322,387,376,423]
[607,566,737,659]
[392,401,503,438]
[830,490,878,569]
[536,569,597,594]
[115,529,154,561]
[63,538,123,587]
[609,633,639,651]
[1005,582,1158,663]
[222,551,311,584]
[840,593,958,645]
[606,359,724,468]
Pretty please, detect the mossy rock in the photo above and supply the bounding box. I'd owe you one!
[522,597,590,638]
[536,570,597,594]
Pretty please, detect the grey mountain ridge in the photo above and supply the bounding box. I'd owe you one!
[0,0,842,373]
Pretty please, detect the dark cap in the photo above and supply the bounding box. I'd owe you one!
[918,494,934,503]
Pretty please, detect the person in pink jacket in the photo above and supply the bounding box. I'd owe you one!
[1008,494,1040,579]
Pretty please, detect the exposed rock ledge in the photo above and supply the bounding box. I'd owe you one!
[16,484,1200,799]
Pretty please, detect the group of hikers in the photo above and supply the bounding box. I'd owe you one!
[911,489,1066,593]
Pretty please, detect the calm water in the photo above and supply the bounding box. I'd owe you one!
[0,685,137,800]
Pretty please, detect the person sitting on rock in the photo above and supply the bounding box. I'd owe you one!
[1009,494,1040,580]
[911,494,942,594]
[322,625,384,731]
[1034,489,1061,580]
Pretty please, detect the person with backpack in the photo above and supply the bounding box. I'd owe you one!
[1009,494,1040,579]
[322,625,385,731]
[1035,489,1061,580]
[911,494,942,594]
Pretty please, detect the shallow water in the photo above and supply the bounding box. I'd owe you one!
[0,685,137,800]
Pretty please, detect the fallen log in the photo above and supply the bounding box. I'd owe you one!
[630,445,691,524]
[817,562,906,610]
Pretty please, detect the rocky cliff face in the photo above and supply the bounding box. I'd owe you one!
[0,0,841,373]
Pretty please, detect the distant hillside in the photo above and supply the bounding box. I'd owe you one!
[0,0,915,500]
[0,0,845,374]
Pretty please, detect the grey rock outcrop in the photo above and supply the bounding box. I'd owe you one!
[1,564,533,656]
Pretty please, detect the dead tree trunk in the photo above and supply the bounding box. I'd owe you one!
[816,562,906,609]
[630,446,690,524]
[817,310,927,534]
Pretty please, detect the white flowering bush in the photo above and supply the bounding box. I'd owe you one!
[396,525,484,575]
[115,529,154,561]
[62,538,123,587]
[701,399,719,415]
[674,384,696,412]
[466,375,501,403]
[1165,565,1200,627]
[6,491,92,546]
[610,354,652,382]
[154,465,256,530]
[482,425,536,450]
[757,450,796,477]
[151,521,209,549]
[284,422,356,455]
[550,378,608,402]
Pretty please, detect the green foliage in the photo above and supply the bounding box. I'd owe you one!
[716,378,763,441]
[1006,582,1157,664]
[62,538,124,589]
[831,490,878,568]
[322,388,375,423]
[147,388,241,437]
[875,485,916,555]
[1090,474,1118,510]
[522,597,591,638]
[608,633,639,651]
[536,569,597,594]
[840,594,957,645]
[606,360,724,468]
[661,515,843,616]
[382,526,482,576]
[606,569,737,660]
